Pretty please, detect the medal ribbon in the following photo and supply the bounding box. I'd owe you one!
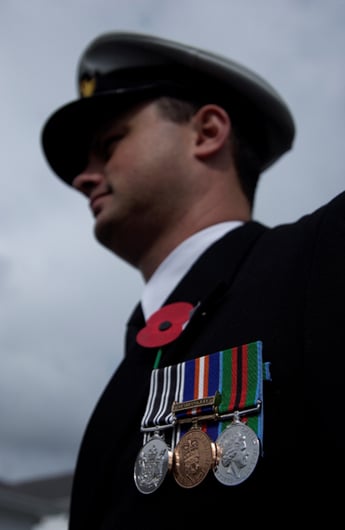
[141,341,268,447]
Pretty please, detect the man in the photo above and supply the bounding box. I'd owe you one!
[41,32,344,528]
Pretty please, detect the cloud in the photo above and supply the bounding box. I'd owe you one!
[32,514,68,530]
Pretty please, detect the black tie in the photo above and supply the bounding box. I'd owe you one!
[125,302,146,356]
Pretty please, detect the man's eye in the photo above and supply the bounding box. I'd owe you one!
[100,135,123,160]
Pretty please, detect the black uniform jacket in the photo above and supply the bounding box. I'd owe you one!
[69,192,345,529]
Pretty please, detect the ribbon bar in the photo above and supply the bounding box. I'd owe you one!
[172,391,221,414]
[140,341,266,445]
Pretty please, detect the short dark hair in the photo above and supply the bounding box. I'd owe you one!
[156,97,261,207]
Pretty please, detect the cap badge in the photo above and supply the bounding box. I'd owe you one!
[79,76,96,98]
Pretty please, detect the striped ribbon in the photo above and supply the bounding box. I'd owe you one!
[141,341,269,449]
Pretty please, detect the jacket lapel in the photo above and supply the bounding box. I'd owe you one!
[156,221,267,365]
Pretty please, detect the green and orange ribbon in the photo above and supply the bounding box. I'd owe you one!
[141,341,270,451]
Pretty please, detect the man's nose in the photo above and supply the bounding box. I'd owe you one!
[72,164,104,197]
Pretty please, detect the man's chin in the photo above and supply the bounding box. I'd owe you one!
[94,217,112,246]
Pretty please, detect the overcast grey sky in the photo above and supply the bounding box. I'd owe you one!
[0,0,344,501]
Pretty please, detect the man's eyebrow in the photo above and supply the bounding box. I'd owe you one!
[89,121,128,155]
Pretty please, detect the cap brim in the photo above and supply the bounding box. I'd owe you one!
[41,88,161,185]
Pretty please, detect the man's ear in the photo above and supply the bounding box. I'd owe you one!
[192,104,231,159]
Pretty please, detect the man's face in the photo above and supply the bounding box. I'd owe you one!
[72,100,195,266]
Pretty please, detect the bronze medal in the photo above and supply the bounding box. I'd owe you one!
[214,421,260,486]
[134,433,173,494]
[173,426,216,488]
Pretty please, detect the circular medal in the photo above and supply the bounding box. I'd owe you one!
[214,421,260,486]
[134,435,173,494]
[173,427,216,488]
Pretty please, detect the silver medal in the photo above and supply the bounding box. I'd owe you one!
[134,433,172,494]
[214,420,260,486]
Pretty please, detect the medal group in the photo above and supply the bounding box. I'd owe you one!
[134,341,269,493]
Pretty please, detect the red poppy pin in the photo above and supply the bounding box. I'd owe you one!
[136,302,194,348]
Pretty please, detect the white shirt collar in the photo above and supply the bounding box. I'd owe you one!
[141,221,243,320]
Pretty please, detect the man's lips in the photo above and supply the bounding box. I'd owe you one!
[90,192,111,215]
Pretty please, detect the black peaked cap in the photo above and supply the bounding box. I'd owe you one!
[41,32,296,185]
